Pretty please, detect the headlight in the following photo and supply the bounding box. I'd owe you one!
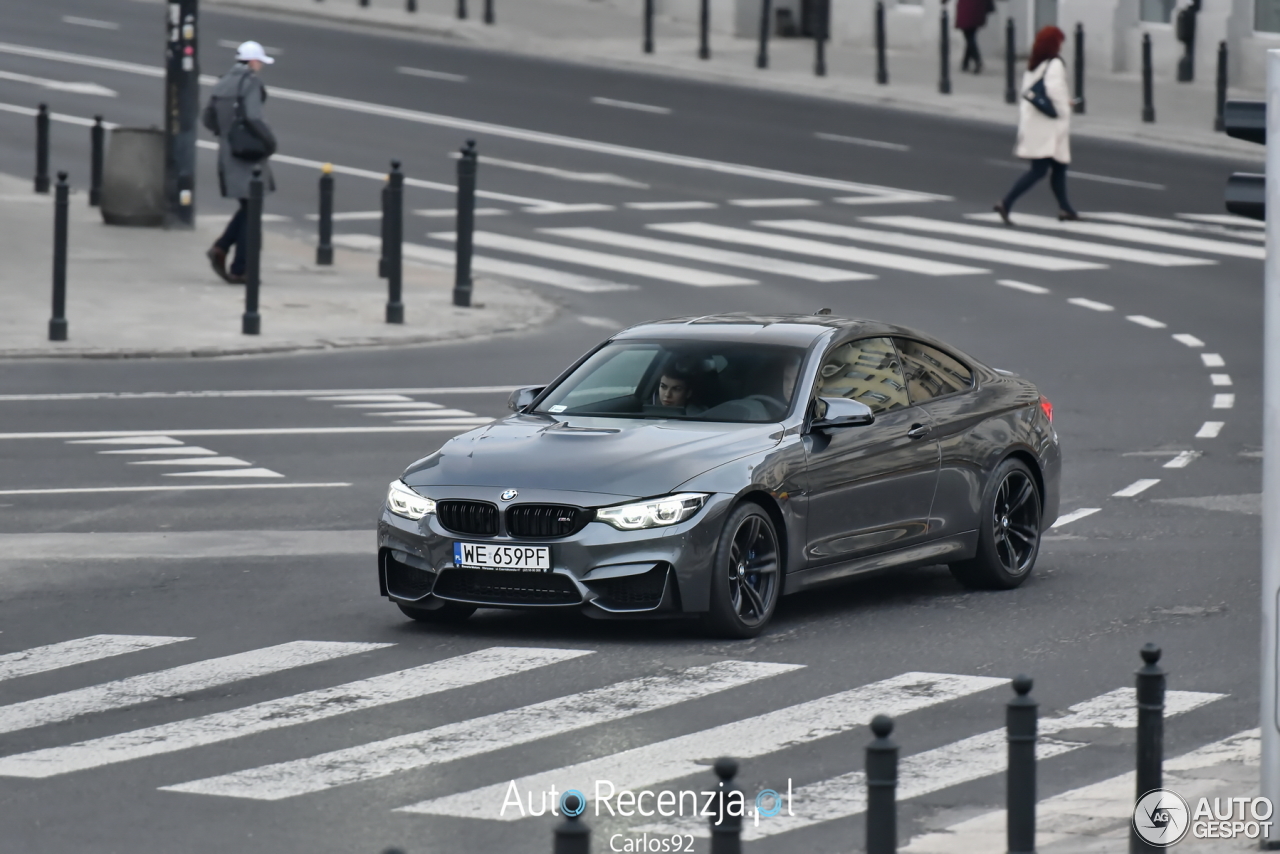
[386,480,435,521]
[596,493,709,530]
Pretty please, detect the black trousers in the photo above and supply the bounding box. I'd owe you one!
[1002,158,1075,215]
[215,200,249,276]
[961,28,981,71]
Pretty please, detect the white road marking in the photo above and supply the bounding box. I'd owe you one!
[302,211,381,221]
[432,231,757,287]
[624,201,717,210]
[759,220,1103,271]
[1067,297,1114,312]
[727,198,820,208]
[0,387,519,403]
[0,484,350,496]
[1201,353,1226,367]
[1052,508,1100,527]
[392,419,492,426]
[62,16,120,29]
[1113,479,1160,497]
[1178,213,1265,228]
[1126,315,1167,328]
[130,457,251,467]
[397,672,1005,820]
[414,207,506,217]
[336,402,445,409]
[163,660,801,800]
[862,216,1213,267]
[1213,394,1236,409]
[0,70,115,97]
[996,279,1049,294]
[70,435,185,445]
[577,315,622,329]
[1197,421,1224,438]
[0,101,112,128]
[0,647,588,778]
[319,395,418,403]
[1211,373,1233,386]
[452,153,647,189]
[1173,333,1205,347]
[814,132,910,151]
[362,409,481,418]
[397,66,467,82]
[0,427,488,440]
[163,468,284,478]
[1087,212,1265,241]
[983,160,1165,190]
[0,635,189,683]
[99,446,217,455]
[0,641,385,736]
[1164,451,1202,469]
[541,227,873,282]
[967,212,1266,260]
[590,96,671,114]
[650,223,983,276]
[522,203,617,215]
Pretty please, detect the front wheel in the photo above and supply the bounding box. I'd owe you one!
[949,458,1042,590]
[397,600,477,623]
[703,503,782,639]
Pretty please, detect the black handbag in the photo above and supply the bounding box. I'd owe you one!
[226,75,276,162]
[1023,58,1059,119]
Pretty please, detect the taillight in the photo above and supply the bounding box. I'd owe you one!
[1039,395,1053,423]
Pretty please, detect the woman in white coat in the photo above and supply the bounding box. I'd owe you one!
[994,26,1079,225]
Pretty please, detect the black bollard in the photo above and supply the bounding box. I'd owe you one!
[812,0,829,77]
[316,163,334,266]
[385,160,404,324]
[89,116,104,207]
[699,0,710,59]
[457,0,466,19]
[378,181,389,279]
[866,715,898,854]
[49,172,69,342]
[1214,41,1228,131]
[453,140,477,308]
[875,1,888,84]
[1007,675,1037,854]
[359,0,368,6]
[484,0,494,24]
[241,167,263,336]
[406,0,416,11]
[709,757,742,854]
[35,103,50,194]
[1004,18,1016,104]
[1132,644,1165,853]
[1073,23,1085,114]
[938,8,951,94]
[756,0,772,68]
[553,792,590,854]
[643,0,654,53]
[1141,33,1155,123]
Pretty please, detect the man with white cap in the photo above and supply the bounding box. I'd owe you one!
[201,41,277,284]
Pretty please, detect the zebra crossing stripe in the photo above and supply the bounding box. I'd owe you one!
[0,635,190,682]
[648,223,987,276]
[862,216,1214,267]
[396,671,1005,821]
[0,647,589,778]
[966,212,1266,260]
[161,660,800,801]
[1086,212,1265,241]
[0,641,388,736]
[754,220,1106,272]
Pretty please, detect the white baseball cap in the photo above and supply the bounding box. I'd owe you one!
[235,41,275,64]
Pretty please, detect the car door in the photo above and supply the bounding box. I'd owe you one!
[802,337,940,565]
[893,338,983,539]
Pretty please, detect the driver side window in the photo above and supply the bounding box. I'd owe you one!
[817,338,909,414]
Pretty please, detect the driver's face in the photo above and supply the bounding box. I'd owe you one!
[658,376,690,408]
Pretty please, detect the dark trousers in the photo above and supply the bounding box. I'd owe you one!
[215,200,249,276]
[1002,158,1075,215]
[961,28,982,71]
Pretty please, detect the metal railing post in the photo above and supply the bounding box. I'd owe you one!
[241,168,263,335]
[939,8,952,94]
[1132,644,1165,853]
[1142,33,1155,122]
[866,715,898,854]
[49,171,69,341]
[89,116,105,207]
[1214,41,1228,131]
[385,160,404,324]
[1004,18,1016,104]
[553,792,590,854]
[35,103,49,194]
[699,0,710,59]
[1073,23,1085,114]
[316,164,334,266]
[453,140,477,307]
[644,0,654,53]
[875,1,888,84]
[709,757,742,854]
[1007,675,1037,854]
[757,0,772,68]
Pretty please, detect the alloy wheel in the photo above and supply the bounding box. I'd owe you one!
[726,513,780,627]
[991,470,1040,576]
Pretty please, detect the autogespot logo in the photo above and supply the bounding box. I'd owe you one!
[1133,788,1191,847]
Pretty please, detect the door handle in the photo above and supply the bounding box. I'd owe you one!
[906,423,931,439]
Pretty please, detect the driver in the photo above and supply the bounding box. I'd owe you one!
[657,368,696,411]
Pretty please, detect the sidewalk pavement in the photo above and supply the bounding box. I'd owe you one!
[0,173,555,359]
[209,0,1264,162]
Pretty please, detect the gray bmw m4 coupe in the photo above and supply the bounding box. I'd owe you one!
[377,313,1061,638]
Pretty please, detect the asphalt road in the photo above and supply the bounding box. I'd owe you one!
[0,2,1265,853]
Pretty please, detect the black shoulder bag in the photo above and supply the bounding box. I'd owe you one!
[1023,58,1060,119]
[226,74,276,162]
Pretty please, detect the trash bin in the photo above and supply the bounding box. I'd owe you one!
[100,127,165,227]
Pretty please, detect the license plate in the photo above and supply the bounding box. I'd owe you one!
[453,542,551,572]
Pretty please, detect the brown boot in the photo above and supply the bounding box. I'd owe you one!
[206,245,231,283]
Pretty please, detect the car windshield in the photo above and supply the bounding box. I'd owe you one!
[535,340,808,423]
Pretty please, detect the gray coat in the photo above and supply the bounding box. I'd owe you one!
[202,63,276,200]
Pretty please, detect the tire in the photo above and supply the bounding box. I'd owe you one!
[949,457,1042,590]
[396,600,477,623]
[702,503,783,639]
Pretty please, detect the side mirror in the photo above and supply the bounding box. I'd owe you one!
[811,397,875,429]
[507,386,545,412]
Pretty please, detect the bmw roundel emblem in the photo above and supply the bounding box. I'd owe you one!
[500,489,518,501]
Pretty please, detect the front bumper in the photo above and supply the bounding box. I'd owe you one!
[377,488,735,617]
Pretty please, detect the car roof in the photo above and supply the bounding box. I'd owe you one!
[612,313,901,347]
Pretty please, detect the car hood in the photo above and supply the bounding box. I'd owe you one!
[402,413,783,501]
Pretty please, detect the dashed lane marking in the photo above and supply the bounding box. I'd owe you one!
[62,16,120,30]
[814,132,911,151]
[1173,333,1205,347]
[1113,479,1161,497]
[1197,422,1224,438]
[1214,394,1236,409]
[996,279,1049,294]
[1163,451,1202,469]
[590,97,671,114]
[624,201,717,211]
[727,198,821,208]
[1126,315,1166,328]
[1210,373,1233,386]
[1052,508,1101,528]
[1067,297,1114,312]
[99,446,218,455]
[396,67,467,83]
[577,316,623,329]
[1201,353,1226,367]
[163,468,284,478]
[131,457,252,467]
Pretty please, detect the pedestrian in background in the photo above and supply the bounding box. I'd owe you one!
[993,25,1079,225]
[954,0,993,73]
[202,41,277,284]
